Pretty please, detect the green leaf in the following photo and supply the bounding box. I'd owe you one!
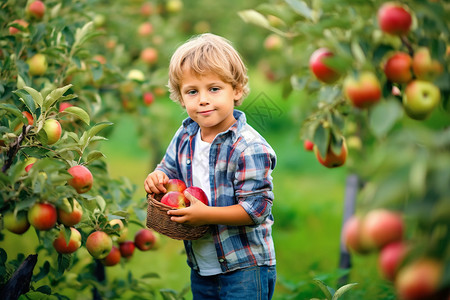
[87,122,113,139]
[61,106,90,125]
[313,123,330,158]
[284,0,312,20]
[23,86,43,108]
[86,150,105,164]
[141,272,160,279]
[32,261,50,282]
[43,84,73,111]
[369,100,403,138]
[332,283,358,300]
[0,103,23,119]
[238,10,271,29]
[96,195,106,211]
[312,279,333,300]
[13,89,36,114]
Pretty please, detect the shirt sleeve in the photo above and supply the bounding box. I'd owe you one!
[155,125,184,179]
[234,142,276,225]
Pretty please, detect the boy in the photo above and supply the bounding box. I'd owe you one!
[144,33,276,299]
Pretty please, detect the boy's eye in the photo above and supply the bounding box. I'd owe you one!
[210,87,220,92]
[186,90,197,95]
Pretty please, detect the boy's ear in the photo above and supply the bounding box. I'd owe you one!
[233,86,244,101]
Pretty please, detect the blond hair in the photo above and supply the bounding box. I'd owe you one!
[168,33,249,106]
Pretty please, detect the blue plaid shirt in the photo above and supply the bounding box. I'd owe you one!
[156,109,276,273]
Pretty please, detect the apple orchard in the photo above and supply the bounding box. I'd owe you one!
[1,0,450,300]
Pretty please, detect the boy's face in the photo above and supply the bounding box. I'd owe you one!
[179,67,243,141]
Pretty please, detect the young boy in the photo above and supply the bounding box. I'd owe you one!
[144,33,277,299]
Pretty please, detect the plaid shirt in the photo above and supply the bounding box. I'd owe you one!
[156,109,276,273]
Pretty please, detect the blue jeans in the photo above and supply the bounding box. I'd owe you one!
[190,265,276,300]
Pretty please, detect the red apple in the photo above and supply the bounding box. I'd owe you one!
[57,198,83,226]
[14,111,34,132]
[101,245,121,266]
[303,140,314,151]
[140,47,158,65]
[134,229,158,251]
[403,80,441,120]
[183,186,209,206]
[377,2,412,36]
[67,165,93,194]
[9,19,28,35]
[343,71,381,109]
[140,3,154,16]
[28,202,57,231]
[314,139,347,168]
[92,55,107,65]
[143,92,154,106]
[342,215,370,254]
[119,241,135,258]
[359,209,403,250]
[24,157,38,172]
[161,191,188,208]
[3,211,30,234]
[43,119,62,145]
[86,231,113,259]
[264,34,283,51]
[53,227,82,254]
[27,1,46,19]
[138,22,153,37]
[384,52,413,84]
[412,47,443,80]
[109,219,128,243]
[379,241,410,281]
[309,48,341,84]
[164,179,187,193]
[59,102,73,112]
[395,258,443,300]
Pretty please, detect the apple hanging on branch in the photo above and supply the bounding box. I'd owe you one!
[67,165,93,194]
[402,80,441,120]
[309,48,341,84]
[53,227,82,254]
[343,71,382,109]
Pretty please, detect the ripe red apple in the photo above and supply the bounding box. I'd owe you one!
[343,71,382,109]
[264,34,283,51]
[3,211,30,234]
[27,54,48,76]
[359,209,403,250]
[134,229,158,251]
[412,47,443,80]
[27,202,57,231]
[57,198,83,226]
[86,231,113,259]
[92,55,107,65]
[67,165,93,194]
[379,241,410,281]
[395,258,443,300]
[164,179,187,193]
[314,139,347,168]
[109,219,128,243]
[101,245,121,266]
[59,102,73,112]
[14,111,34,132]
[53,227,82,254]
[140,47,158,65]
[140,3,154,16]
[161,191,188,208]
[403,80,441,120]
[342,215,370,254]
[309,48,341,84]
[138,22,153,37]
[384,52,413,84]
[27,1,46,19]
[24,157,38,172]
[119,241,135,258]
[9,19,28,35]
[183,186,209,206]
[43,119,62,145]
[143,92,154,106]
[303,140,314,151]
[377,2,412,36]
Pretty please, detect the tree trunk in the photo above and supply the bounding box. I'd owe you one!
[0,254,38,300]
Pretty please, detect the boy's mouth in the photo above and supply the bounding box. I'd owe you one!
[198,109,215,116]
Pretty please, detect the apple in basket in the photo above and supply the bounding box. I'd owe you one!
[161,191,190,208]
[164,179,187,193]
[184,186,209,205]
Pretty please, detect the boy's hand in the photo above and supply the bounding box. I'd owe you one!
[144,170,168,194]
[167,198,209,226]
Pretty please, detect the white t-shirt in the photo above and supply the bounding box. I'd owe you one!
[191,129,222,276]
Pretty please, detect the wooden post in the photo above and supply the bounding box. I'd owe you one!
[0,254,38,300]
[337,173,360,287]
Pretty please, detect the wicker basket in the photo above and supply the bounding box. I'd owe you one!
[146,193,209,240]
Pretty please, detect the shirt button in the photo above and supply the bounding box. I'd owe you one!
[219,258,225,263]
[186,159,191,165]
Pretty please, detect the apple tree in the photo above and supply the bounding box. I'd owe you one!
[0,1,175,298]
[240,0,449,299]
